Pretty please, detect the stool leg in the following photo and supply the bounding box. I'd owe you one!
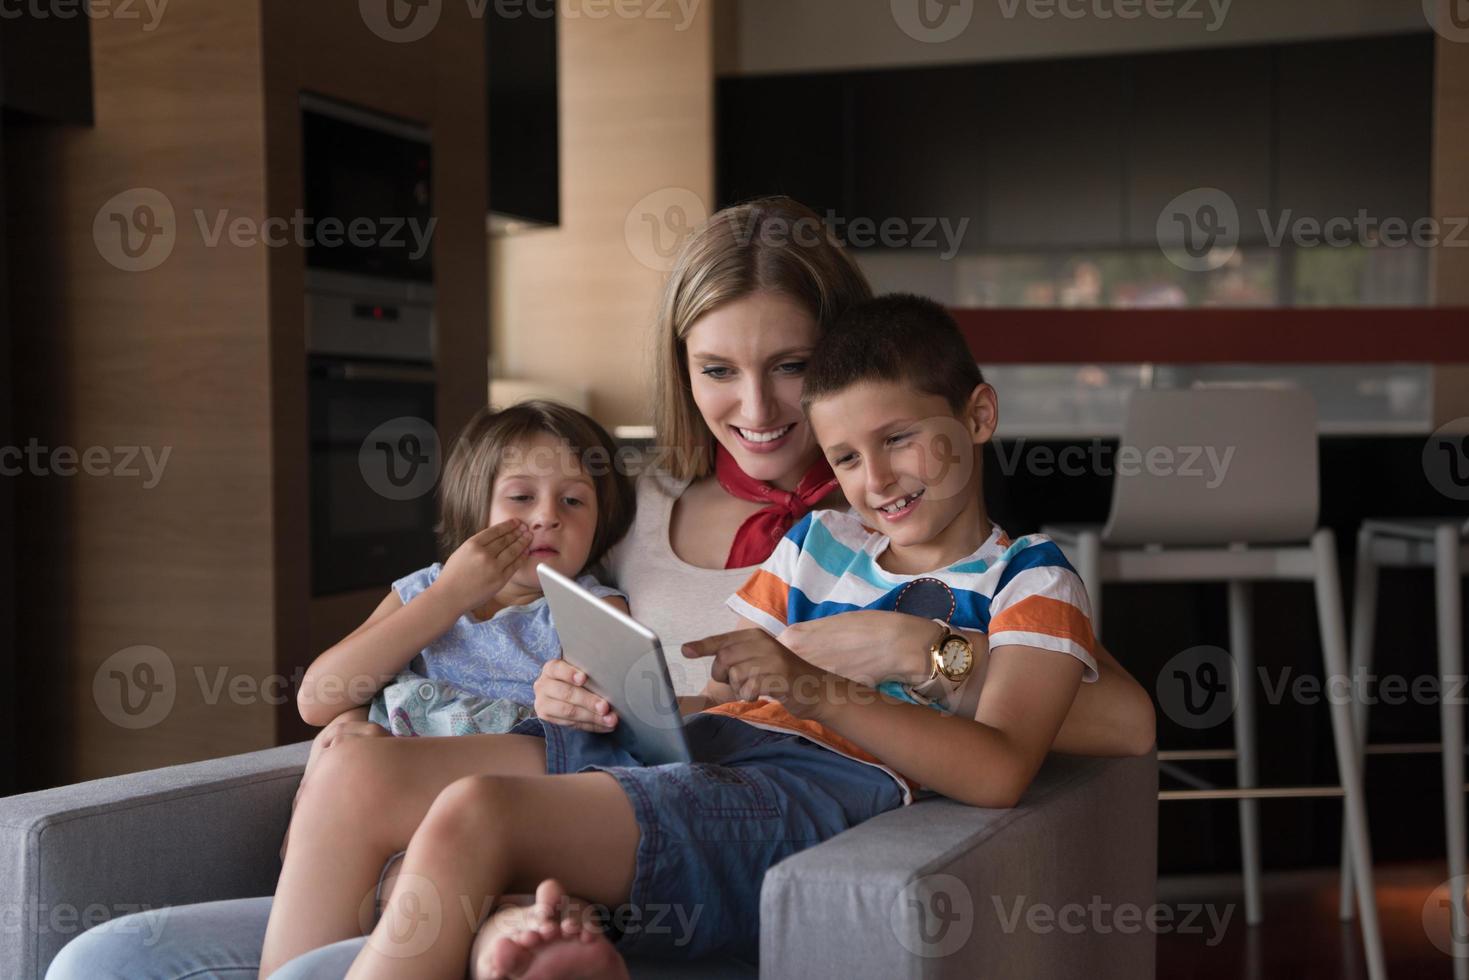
[1312,529,1386,980]
[1436,523,1467,979]
[1229,580,1263,926]
[1340,526,1380,920]
[1076,529,1103,639]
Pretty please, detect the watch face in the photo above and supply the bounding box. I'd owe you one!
[940,637,973,678]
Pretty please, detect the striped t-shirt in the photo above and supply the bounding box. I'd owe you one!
[706,509,1100,799]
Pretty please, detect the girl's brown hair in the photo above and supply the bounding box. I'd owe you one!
[436,400,636,570]
[651,196,873,481]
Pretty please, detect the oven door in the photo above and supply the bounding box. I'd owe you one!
[309,357,439,596]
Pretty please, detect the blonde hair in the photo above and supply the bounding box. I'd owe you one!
[651,196,873,481]
[436,400,635,570]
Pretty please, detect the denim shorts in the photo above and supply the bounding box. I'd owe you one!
[508,712,905,962]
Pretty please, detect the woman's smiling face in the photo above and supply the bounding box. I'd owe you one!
[684,291,822,490]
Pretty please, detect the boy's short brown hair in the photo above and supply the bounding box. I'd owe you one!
[436,400,636,570]
[800,293,984,414]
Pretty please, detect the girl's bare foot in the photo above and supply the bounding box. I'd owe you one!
[471,879,629,980]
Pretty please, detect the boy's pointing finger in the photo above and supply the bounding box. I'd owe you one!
[680,629,767,659]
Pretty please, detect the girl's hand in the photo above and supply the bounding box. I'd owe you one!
[316,715,390,750]
[681,629,831,721]
[533,657,618,732]
[435,519,532,613]
[778,610,982,686]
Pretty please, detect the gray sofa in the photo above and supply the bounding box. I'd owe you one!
[1,742,1157,979]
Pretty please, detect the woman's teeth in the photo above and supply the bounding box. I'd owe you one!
[735,424,793,444]
[879,489,925,513]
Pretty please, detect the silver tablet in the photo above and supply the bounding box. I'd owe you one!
[536,564,693,766]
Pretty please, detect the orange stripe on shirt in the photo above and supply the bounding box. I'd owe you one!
[735,568,790,627]
[702,700,919,797]
[989,593,1097,653]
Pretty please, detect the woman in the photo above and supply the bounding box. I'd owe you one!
[46,198,1153,980]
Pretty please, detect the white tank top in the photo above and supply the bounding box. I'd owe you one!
[602,470,759,696]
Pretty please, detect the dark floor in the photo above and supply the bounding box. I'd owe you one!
[1157,860,1463,978]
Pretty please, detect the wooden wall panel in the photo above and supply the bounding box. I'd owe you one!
[9,1,274,783]
[491,4,714,429]
[1431,34,1469,432]
[259,0,488,747]
[9,0,488,785]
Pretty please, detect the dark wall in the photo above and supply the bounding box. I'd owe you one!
[717,33,1434,254]
[1,70,15,798]
[0,9,92,795]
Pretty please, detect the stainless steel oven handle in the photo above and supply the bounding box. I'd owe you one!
[335,363,437,384]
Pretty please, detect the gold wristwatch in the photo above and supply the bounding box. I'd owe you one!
[910,619,974,706]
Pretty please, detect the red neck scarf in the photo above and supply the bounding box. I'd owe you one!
[715,444,840,568]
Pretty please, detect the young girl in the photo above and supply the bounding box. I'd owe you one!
[289,399,637,827]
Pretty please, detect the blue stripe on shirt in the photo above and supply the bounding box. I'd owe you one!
[992,539,1078,596]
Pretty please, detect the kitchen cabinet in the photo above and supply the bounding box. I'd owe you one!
[716,34,1434,256]
[1124,47,1273,246]
[487,4,559,227]
[1275,34,1432,230]
[980,57,1128,250]
[717,72,851,219]
[1,8,93,123]
[850,65,987,250]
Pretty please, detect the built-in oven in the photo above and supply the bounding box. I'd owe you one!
[300,93,434,284]
[307,276,440,596]
[301,93,441,597]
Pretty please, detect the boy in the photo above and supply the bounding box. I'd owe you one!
[699,291,1101,811]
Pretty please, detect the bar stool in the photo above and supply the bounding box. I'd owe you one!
[1043,386,1385,980]
[1338,516,1469,977]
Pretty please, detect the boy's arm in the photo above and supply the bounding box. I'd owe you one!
[815,645,1083,808]
[683,628,1083,809]
[780,611,992,712]
[776,610,969,687]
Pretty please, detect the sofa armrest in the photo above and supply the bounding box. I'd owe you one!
[0,741,311,980]
[759,751,1158,980]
